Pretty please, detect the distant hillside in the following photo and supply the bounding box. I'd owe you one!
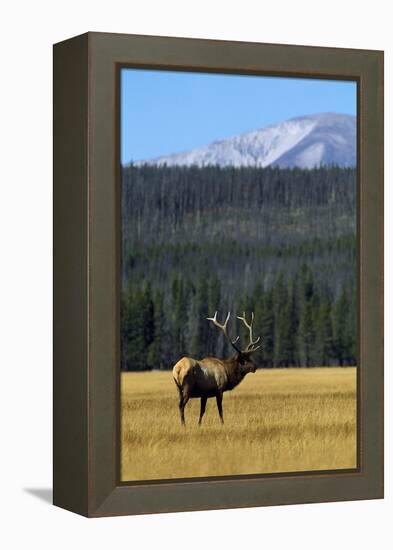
[136,113,356,169]
[121,164,357,371]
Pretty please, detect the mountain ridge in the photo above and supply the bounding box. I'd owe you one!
[136,112,356,169]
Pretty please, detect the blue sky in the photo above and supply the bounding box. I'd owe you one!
[121,69,357,164]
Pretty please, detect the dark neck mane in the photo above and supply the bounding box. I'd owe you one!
[223,356,245,390]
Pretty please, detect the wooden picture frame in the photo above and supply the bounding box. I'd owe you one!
[53,32,383,517]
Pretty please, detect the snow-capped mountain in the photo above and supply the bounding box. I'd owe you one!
[138,113,356,169]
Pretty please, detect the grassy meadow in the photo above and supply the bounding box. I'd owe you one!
[121,367,357,481]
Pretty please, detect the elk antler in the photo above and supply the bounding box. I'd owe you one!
[237,312,262,354]
[206,311,241,353]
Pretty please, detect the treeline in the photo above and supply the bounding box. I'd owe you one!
[121,265,356,371]
[121,164,356,299]
[122,164,356,235]
[121,164,357,370]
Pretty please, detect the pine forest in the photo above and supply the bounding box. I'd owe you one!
[121,164,357,370]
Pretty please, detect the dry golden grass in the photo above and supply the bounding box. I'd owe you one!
[121,367,357,481]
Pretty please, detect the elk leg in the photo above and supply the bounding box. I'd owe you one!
[178,395,185,425]
[216,393,224,424]
[198,396,207,426]
[180,392,190,426]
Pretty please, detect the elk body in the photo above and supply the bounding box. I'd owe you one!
[172,312,262,425]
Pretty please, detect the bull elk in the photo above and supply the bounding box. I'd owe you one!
[172,311,262,425]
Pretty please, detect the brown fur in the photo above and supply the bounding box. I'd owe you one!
[173,353,256,425]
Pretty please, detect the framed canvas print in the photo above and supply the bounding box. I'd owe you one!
[53,32,383,517]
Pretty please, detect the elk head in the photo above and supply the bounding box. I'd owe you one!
[206,311,262,373]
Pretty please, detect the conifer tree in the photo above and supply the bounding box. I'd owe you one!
[258,288,275,367]
[208,275,221,355]
[348,285,357,365]
[273,274,288,366]
[314,297,334,365]
[122,286,149,371]
[298,265,316,366]
[191,276,209,358]
[171,276,188,360]
[147,291,166,369]
[141,283,155,352]
[333,287,355,365]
